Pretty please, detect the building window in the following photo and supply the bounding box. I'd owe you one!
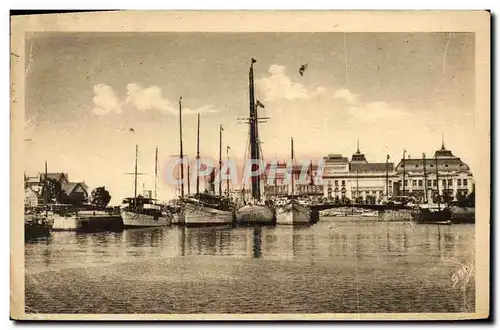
[445,164,449,167]
[463,179,468,186]
[457,179,462,186]
[412,180,417,186]
[341,180,345,186]
[418,180,423,187]
[448,179,452,186]
[430,164,434,167]
[415,164,419,168]
[442,179,446,187]
[334,180,338,187]
[433,180,437,187]
[404,180,408,187]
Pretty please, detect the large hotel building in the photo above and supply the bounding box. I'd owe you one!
[264,141,474,203]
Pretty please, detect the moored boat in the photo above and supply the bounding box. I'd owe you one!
[25,207,54,240]
[235,58,274,225]
[120,145,171,229]
[411,205,452,225]
[236,203,275,225]
[276,200,310,225]
[120,196,171,228]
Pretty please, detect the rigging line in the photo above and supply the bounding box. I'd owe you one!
[442,32,453,76]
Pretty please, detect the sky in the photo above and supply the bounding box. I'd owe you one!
[24,32,476,205]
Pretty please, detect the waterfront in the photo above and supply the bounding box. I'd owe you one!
[25,218,475,314]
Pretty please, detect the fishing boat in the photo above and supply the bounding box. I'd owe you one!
[276,138,311,225]
[235,58,275,225]
[184,118,235,226]
[411,152,452,225]
[25,206,54,240]
[120,145,171,228]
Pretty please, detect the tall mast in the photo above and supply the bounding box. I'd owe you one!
[196,113,200,195]
[154,146,158,199]
[402,149,406,196]
[219,124,223,196]
[187,158,191,195]
[226,145,230,195]
[134,144,138,199]
[249,58,259,200]
[179,97,184,198]
[44,160,48,204]
[422,152,427,203]
[385,154,389,200]
[291,137,295,196]
[435,153,441,211]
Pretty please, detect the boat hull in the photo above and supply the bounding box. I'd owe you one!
[121,211,171,228]
[411,208,452,224]
[25,213,54,239]
[184,203,234,226]
[276,202,310,225]
[235,205,275,225]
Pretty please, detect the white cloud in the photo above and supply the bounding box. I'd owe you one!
[125,83,217,115]
[333,88,358,104]
[256,64,325,102]
[91,84,122,115]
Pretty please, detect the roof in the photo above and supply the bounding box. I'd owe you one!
[324,154,349,163]
[61,182,87,195]
[40,173,69,182]
[350,162,394,173]
[395,158,470,173]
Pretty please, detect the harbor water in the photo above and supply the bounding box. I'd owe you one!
[25,217,475,314]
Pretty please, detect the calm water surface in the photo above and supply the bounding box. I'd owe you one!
[25,217,475,314]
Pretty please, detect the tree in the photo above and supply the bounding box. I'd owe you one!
[90,186,112,208]
[41,178,66,204]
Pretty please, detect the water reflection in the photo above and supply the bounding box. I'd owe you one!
[25,219,475,273]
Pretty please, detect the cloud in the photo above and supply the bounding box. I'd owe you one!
[91,84,122,115]
[256,64,325,101]
[333,88,358,104]
[125,83,217,115]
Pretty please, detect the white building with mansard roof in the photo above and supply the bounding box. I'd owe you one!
[394,141,474,203]
[322,142,397,203]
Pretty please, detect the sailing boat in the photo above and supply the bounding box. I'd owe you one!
[120,145,171,228]
[235,58,275,225]
[183,118,235,226]
[275,137,311,225]
[411,149,452,224]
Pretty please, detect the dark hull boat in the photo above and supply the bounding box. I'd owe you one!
[411,207,452,225]
[25,212,54,240]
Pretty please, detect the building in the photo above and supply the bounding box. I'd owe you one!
[394,141,474,202]
[322,144,395,203]
[263,161,323,198]
[24,172,89,205]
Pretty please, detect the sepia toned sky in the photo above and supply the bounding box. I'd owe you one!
[25,32,475,204]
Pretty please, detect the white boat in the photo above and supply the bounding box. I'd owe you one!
[360,210,379,217]
[120,197,171,228]
[276,200,310,225]
[235,203,275,225]
[183,194,234,226]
